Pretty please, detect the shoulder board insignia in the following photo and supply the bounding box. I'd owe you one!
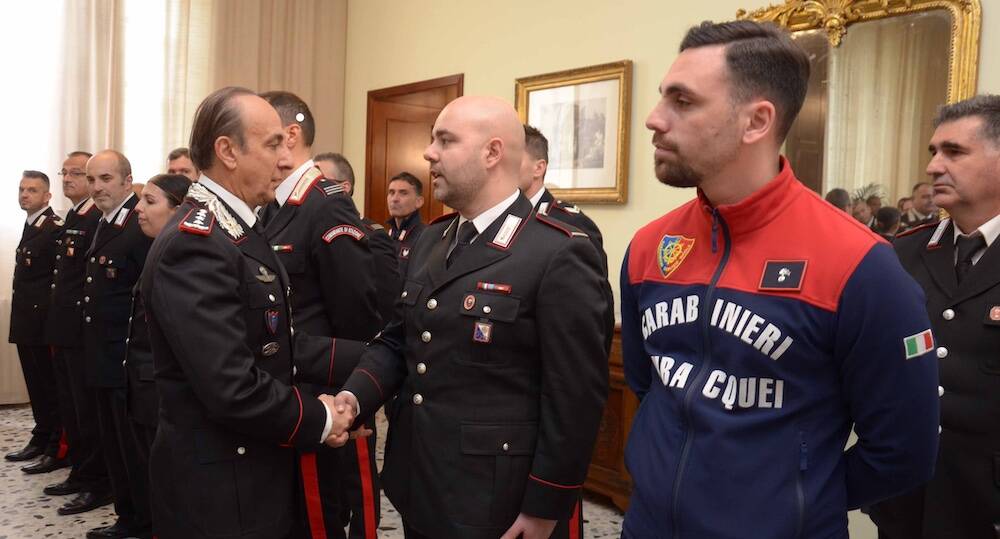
[489,214,524,250]
[554,201,581,214]
[34,215,47,227]
[895,219,942,240]
[365,222,385,231]
[79,198,96,214]
[535,212,575,237]
[178,208,214,236]
[322,224,365,243]
[287,166,324,206]
[431,211,458,225]
[187,182,245,240]
[319,180,345,197]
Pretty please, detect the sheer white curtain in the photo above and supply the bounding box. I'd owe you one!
[823,13,950,203]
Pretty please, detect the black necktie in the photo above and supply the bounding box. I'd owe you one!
[447,221,477,268]
[955,233,986,284]
[259,201,280,227]
[88,218,107,255]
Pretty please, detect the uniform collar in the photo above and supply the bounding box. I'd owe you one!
[275,159,315,207]
[388,209,423,233]
[695,156,800,237]
[527,186,546,209]
[953,211,1000,248]
[458,189,521,238]
[197,174,257,228]
[102,193,134,222]
[25,206,49,225]
[72,198,90,212]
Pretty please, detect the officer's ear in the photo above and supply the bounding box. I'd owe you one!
[483,137,504,170]
[415,195,425,210]
[215,136,240,171]
[285,124,301,150]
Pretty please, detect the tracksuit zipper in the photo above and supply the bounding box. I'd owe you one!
[796,431,808,539]
[671,208,731,539]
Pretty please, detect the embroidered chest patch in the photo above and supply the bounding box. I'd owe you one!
[657,234,695,278]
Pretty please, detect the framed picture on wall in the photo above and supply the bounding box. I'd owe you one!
[515,60,632,204]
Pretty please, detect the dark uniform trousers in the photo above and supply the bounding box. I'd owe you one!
[870,218,1000,539]
[344,194,610,539]
[142,184,359,539]
[82,195,153,531]
[262,166,381,539]
[10,208,63,456]
[387,211,426,279]
[46,198,107,489]
[124,283,157,518]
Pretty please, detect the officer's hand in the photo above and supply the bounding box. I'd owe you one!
[319,393,354,447]
[500,513,557,539]
[333,391,359,418]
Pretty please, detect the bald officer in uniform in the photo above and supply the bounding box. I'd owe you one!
[336,96,610,539]
[870,95,1000,538]
[7,170,64,472]
[142,86,357,539]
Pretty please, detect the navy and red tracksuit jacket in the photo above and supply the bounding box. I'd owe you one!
[620,160,940,539]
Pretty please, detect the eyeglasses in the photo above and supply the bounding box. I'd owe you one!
[58,170,86,178]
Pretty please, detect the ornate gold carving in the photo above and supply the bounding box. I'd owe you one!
[737,0,981,101]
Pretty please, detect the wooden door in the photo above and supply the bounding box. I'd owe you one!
[365,74,463,225]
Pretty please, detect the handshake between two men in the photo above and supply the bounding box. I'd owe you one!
[318,392,367,448]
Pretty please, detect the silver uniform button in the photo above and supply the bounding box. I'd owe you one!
[416,363,427,374]
[125,338,130,344]
[90,257,96,263]
[268,294,276,303]
[936,347,948,359]
[53,269,58,274]
[502,442,510,452]
[76,301,81,306]
[942,309,955,320]
[84,296,90,303]
[483,305,492,314]
[85,316,91,323]
[50,284,56,289]
[412,394,423,405]
[426,298,437,310]
[401,290,408,298]
[86,276,93,283]
[55,255,61,260]
[421,331,431,343]
[938,386,944,397]
[938,425,942,434]
[237,447,246,455]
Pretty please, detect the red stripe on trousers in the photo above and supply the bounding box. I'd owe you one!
[569,499,581,539]
[56,429,68,460]
[300,453,329,538]
[354,436,377,539]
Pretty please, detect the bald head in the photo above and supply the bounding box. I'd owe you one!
[424,96,525,217]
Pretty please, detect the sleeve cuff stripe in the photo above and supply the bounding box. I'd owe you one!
[327,338,336,387]
[528,474,581,490]
[286,386,305,445]
[357,368,384,399]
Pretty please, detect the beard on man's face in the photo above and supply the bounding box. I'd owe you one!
[655,152,702,188]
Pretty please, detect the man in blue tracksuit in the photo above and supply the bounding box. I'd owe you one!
[620,20,941,538]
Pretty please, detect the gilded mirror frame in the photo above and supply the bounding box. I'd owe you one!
[736,0,981,103]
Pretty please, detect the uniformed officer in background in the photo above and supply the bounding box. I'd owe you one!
[335,96,610,539]
[870,94,1000,539]
[258,91,381,539]
[7,170,65,474]
[141,86,357,539]
[81,149,153,539]
[519,124,607,274]
[165,147,200,182]
[315,152,401,324]
[385,172,426,269]
[45,151,114,516]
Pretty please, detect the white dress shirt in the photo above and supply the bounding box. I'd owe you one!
[953,212,1000,265]
[102,193,135,222]
[274,160,315,207]
[25,206,49,225]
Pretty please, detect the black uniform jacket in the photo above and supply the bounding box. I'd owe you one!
[870,218,1000,539]
[362,217,402,325]
[343,194,610,539]
[387,210,426,268]
[536,188,607,275]
[82,194,152,388]
[45,198,102,347]
[141,184,356,539]
[10,207,61,345]
[265,166,380,341]
[124,283,156,427]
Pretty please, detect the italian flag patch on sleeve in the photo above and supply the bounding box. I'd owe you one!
[904,329,934,359]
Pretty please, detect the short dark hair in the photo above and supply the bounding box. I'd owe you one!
[167,147,191,162]
[67,151,92,159]
[896,196,912,209]
[523,124,549,162]
[679,20,810,143]
[933,94,1000,145]
[148,174,193,207]
[912,182,932,193]
[875,206,901,232]
[189,86,254,171]
[22,170,50,187]
[314,152,355,186]
[389,171,423,196]
[824,188,850,210]
[259,90,316,147]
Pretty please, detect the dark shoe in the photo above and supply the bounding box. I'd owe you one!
[5,443,44,461]
[57,490,113,515]
[21,455,70,474]
[44,479,84,496]
[86,520,148,539]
